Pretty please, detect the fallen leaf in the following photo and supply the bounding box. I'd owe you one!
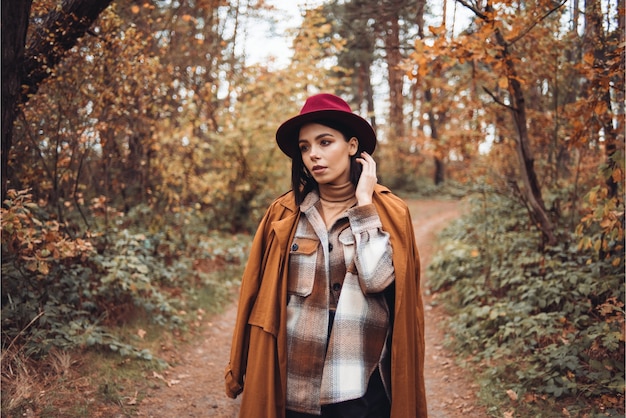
[126,391,138,405]
[137,328,146,339]
[506,389,518,401]
[523,392,537,403]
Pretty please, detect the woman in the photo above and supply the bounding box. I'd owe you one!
[225,93,427,418]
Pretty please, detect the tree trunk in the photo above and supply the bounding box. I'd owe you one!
[364,63,377,133]
[381,4,405,139]
[2,0,33,202]
[424,88,445,185]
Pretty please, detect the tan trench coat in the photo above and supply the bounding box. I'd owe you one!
[225,184,427,417]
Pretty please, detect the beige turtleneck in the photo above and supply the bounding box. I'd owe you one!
[318,181,358,229]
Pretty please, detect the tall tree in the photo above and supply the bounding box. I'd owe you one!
[1,0,113,202]
[324,0,428,186]
[379,0,406,139]
[583,0,623,199]
[453,0,565,245]
[325,0,378,131]
[2,0,33,204]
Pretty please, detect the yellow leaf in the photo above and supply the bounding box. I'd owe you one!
[588,189,597,205]
[38,261,49,275]
[594,239,602,252]
[583,52,595,65]
[612,168,623,183]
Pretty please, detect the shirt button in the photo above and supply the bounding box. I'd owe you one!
[291,243,299,251]
[328,243,333,252]
[332,283,341,291]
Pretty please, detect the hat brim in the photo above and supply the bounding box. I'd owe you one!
[275,110,377,159]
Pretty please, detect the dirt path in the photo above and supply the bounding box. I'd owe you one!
[136,199,487,417]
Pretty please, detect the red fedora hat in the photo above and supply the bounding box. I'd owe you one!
[276,93,377,158]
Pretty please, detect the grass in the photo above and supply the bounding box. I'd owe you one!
[1,329,164,417]
[1,264,244,418]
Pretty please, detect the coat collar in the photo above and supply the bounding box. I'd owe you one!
[269,185,392,252]
[271,192,300,251]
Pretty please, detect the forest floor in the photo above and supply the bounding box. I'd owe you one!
[132,198,491,418]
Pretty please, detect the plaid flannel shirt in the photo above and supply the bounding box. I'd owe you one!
[286,191,395,414]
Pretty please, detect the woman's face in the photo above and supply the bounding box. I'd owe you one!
[298,123,358,186]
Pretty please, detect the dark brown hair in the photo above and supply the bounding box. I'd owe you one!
[291,119,364,206]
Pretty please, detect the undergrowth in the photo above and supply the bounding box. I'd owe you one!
[1,189,250,416]
[428,189,624,417]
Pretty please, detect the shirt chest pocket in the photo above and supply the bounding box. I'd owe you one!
[338,228,356,272]
[288,237,319,297]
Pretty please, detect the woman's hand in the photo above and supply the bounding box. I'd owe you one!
[355,151,377,206]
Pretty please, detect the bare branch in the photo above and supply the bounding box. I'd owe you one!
[454,0,487,20]
[508,0,568,45]
[482,86,518,112]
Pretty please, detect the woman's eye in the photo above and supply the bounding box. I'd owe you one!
[320,140,331,146]
[299,145,309,153]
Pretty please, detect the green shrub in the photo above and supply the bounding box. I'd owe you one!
[428,190,624,415]
[1,190,250,363]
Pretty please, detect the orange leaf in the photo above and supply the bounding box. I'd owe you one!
[594,101,608,115]
[506,389,518,401]
[38,261,50,275]
[26,261,38,272]
[611,168,623,183]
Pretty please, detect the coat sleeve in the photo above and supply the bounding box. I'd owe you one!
[225,193,296,400]
[224,206,274,398]
[373,187,427,418]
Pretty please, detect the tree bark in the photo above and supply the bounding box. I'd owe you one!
[380,2,405,139]
[2,0,33,202]
[423,88,445,185]
[1,0,113,202]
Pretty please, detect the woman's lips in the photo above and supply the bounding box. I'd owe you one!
[311,165,326,174]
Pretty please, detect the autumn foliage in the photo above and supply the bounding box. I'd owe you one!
[411,0,624,415]
[1,0,624,416]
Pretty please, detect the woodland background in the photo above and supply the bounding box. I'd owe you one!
[1,0,624,416]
